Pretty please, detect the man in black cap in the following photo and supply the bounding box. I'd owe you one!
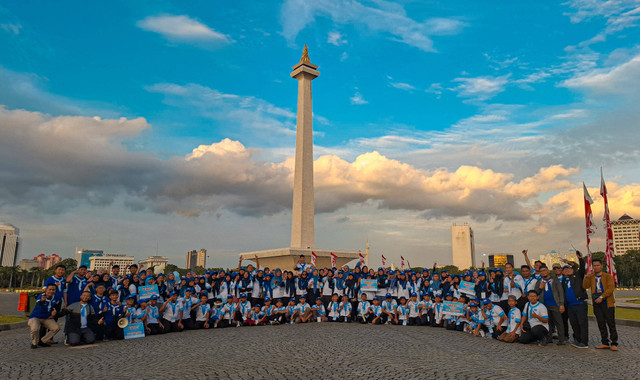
[561,251,588,348]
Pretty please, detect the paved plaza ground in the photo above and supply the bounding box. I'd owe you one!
[0,320,638,379]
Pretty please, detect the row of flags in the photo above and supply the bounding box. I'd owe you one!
[583,168,619,285]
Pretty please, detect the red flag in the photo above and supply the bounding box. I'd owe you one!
[381,254,386,266]
[600,170,619,286]
[583,183,595,274]
[330,252,337,268]
[359,252,365,266]
[311,251,317,266]
[400,256,405,269]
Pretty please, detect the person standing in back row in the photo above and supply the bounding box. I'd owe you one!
[561,250,588,348]
[583,258,618,351]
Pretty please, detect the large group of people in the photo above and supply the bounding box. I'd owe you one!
[28,250,619,351]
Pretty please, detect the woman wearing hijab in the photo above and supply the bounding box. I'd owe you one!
[295,271,310,301]
[284,271,296,299]
[271,269,284,300]
[308,268,321,301]
[375,268,388,300]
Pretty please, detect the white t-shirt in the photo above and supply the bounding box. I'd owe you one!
[407,300,420,318]
[485,304,507,327]
[195,303,211,322]
[506,307,522,334]
[525,301,549,330]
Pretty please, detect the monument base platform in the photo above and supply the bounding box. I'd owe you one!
[239,248,360,271]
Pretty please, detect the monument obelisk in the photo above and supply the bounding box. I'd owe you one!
[290,45,318,249]
[238,46,359,270]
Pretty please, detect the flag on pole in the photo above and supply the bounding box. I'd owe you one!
[600,170,619,285]
[311,251,317,266]
[400,256,405,270]
[330,252,337,268]
[583,183,595,274]
[359,252,365,266]
[381,254,386,266]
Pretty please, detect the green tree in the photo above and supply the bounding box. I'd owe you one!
[613,250,640,287]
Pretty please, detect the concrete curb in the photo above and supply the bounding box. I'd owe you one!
[587,315,640,327]
[0,320,28,331]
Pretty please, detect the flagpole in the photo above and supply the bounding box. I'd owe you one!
[600,169,619,286]
[583,182,595,274]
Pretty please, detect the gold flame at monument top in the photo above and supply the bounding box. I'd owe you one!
[301,44,310,63]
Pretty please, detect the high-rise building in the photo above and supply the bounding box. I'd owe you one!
[451,224,475,269]
[611,214,640,253]
[139,256,169,272]
[33,254,62,269]
[75,247,104,268]
[19,259,39,270]
[0,223,19,267]
[488,254,514,267]
[89,254,135,272]
[186,249,206,269]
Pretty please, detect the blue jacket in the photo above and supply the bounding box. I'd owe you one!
[29,294,60,319]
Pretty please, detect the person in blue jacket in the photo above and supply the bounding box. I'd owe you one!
[28,284,61,349]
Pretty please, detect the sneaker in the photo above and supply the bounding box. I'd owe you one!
[31,344,38,349]
[236,322,241,327]
[595,344,610,349]
[479,330,486,338]
[610,345,619,351]
[572,343,588,349]
[64,336,69,346]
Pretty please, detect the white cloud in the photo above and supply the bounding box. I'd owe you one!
[327,31,347,46]
[280,0,466,52]
[340,51,349,61]
[562,54,640,95]
[137,15,231,45]
[453,74,510,101]
[0,23,21,35]
[564,0,640,46]
[350,91,368,105]
[146,82,296,136]
[389,81,416,91]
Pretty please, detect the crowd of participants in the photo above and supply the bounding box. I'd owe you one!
[27,250,619,351]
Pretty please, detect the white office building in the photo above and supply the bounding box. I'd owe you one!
[0,223,19,267]
[611,214,640,253]
[89,254,135,272]
[139,256,169,272]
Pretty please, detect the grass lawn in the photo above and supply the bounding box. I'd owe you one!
[588,305,640,321]
[0,314,27,324]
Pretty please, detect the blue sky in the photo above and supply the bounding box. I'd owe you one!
[2,0,640,268]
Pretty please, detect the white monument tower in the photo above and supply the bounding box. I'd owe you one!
[238,46,359,270]
[290,45,318,249]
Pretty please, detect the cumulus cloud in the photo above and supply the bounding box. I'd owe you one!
[137,14,231,46]
[0,105,583,224]
[327,31,347,46]
[564,0,640,46]
[453,74,510,101]
[350,91,368,105]
[280,0,466,51]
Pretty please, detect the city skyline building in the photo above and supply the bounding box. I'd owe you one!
[451,223,475,269]
[33,253,62,269]
[0,223,19,267]
[488,254,514,267]
[75,247,104,268]
[89,254,135,272]
[186,249,206,269]
[139,255,169,272]
[19,259,39,270]
[611,214,640,253]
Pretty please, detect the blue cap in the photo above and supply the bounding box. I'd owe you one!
[149,295,159,300]
[240,293,247,298]
[378,267,384,271]
[388,270,395,274]
[385,293,392,298]
[126,294,136,300]
[398,296,407,300]
[478,271,486,276]
[289,298,296,302]
[469,301,479,307]
[227,295,234,299]
[78,265,87,269]
[254,304,261,308]
[316,297,322,301]
[157,273,164,277]
[264,297,272,302]
[373,296,380,301]
[410,292,417,297]
[169,291,176,297]
[299,294,306,299]
[483,298,492,305]
[138,298,148,304]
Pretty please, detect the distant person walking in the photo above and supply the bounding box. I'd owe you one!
[583,258,618,351]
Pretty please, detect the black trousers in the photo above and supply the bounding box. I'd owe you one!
[567,302,588,345]
[421,310,433,326]
[593,301,618,346]
[68,327,95,346]
[105,323,124,340]
[148,322,164,335]
[162,319,182,333]
[546,305,567,343]
[182,318,195,330]
[408,317,421,326]
[518,325,548,344]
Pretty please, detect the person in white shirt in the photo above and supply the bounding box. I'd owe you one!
[327,294,341,322]
[407,293,421,326]
[480,298,507,338]
[501,263,524,313]
[311,297,327,322]
[418,293,433,326]
[356,293,371,323]
[193,294,211,329]
[370,297,383,325]
[498,295,522,343]
[177,289,199,330]
[159,292,184,333]
[339,295,352,322]
[295,295,312,323]
[220,295,237,328]
[395,297,409,325]
[381,294,398,325]
[236,293,252,327]
[518,290,549,344]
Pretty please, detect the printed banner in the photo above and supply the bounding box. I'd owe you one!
[459,280,476,296]
[360,279,378,292]
[138,284,159,300]
[124,322,145,340]
[442,301,464,316]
